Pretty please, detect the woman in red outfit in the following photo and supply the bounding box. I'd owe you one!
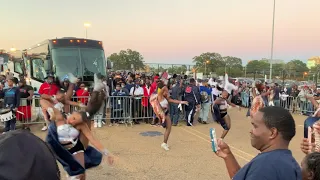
[76,83,90,105]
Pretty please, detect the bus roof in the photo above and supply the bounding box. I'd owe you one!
[25,38,103,50]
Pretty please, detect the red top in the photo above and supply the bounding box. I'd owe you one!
[38,82,59,96]
[142,85,156,107]
[76,89,90,104]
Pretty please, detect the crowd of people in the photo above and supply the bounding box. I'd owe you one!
[1,69,320,179]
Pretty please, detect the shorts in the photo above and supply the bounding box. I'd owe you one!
[64,139,85,155]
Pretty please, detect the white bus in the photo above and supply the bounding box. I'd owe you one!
[11,37,111,92]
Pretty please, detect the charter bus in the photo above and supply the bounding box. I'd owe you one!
[0,51,10,73]
[17,37,111,91]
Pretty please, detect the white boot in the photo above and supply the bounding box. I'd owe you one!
[93,73,104,91]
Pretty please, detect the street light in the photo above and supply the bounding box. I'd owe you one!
[10,47,16,52]
[84,23,91,38]
[303,72,308,79]
[204,60,209,76]
[269,0,276,82]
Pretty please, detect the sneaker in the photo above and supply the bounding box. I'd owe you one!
[94,121,98,128]
[2,132,6,135]
[161,143,170,151]
[41,126,48,131]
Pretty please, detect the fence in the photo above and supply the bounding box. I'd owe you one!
[240,92,317,115]
[0,95,318,128]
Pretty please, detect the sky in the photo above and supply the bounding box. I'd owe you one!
[1,0,319,65]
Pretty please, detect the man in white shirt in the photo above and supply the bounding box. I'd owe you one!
[130,79,144,124]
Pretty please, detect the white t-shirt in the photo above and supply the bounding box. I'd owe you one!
[130,86,144,99]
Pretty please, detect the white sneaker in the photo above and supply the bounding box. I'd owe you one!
[98,120,102,128]
[2,132,6,135]
[41,126,48,131]
[161,143,170,151]
[94,121,98,128]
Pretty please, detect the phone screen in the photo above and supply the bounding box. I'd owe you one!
[210,128,218,152]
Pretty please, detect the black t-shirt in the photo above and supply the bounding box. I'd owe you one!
[19,85,33,106]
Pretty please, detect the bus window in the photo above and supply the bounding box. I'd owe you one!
[52,48,81,77]
[80,48,105,76]
[31,59,47,81]
[14,61,24,74]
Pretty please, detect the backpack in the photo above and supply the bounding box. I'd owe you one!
[200,91,209,103]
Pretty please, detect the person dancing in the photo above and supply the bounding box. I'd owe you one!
[150,80,188,151]
[44,74,114,180]
[212,90,240,139]
[249,82,267,118]
[40,73,88,115]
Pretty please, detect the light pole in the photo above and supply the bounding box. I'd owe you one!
[204,60,209,76]
[269,0,276,81]
[223,57,227,74]
[84,23,91,39]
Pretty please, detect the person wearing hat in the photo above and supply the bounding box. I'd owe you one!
[1,77,20,133]
[39,73,60,131]
[0,130,60,180]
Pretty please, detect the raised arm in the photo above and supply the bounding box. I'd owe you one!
[39,99,64,121]
[306,96,319,109]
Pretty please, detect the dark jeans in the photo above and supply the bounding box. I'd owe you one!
[170,103,179,125]
[5,118,16,132]
[185,102,195,126]
[111,109,123,123]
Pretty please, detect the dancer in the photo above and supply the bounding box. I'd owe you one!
[41,74,91,116]
[212,90,240,139]
[150,80,188,151]
[45,74,114,179]
[249,82,267,118]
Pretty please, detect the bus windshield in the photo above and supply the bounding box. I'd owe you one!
[52,48,106,78]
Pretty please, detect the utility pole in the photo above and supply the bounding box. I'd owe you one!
[269,0,276,81]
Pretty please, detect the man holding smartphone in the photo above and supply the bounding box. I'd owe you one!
[214,106,301,180]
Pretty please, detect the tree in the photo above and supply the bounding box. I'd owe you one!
[167,65,187,74]
[272,63,286,77]
[192,52,224,75]
[285,59,309,78]
[108,49,144,70]
[223,56,243,77]
[246,60,270,77]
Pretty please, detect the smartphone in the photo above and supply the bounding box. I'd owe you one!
[210,128,218,152]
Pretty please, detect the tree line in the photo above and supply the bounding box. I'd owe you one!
[108,49,313,79]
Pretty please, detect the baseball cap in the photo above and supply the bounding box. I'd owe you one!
[0,130,60,180]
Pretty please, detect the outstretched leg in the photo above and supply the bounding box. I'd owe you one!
[161,115,172,151]
[220,114,231,139]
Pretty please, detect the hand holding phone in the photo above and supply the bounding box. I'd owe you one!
[210,128,218,152]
